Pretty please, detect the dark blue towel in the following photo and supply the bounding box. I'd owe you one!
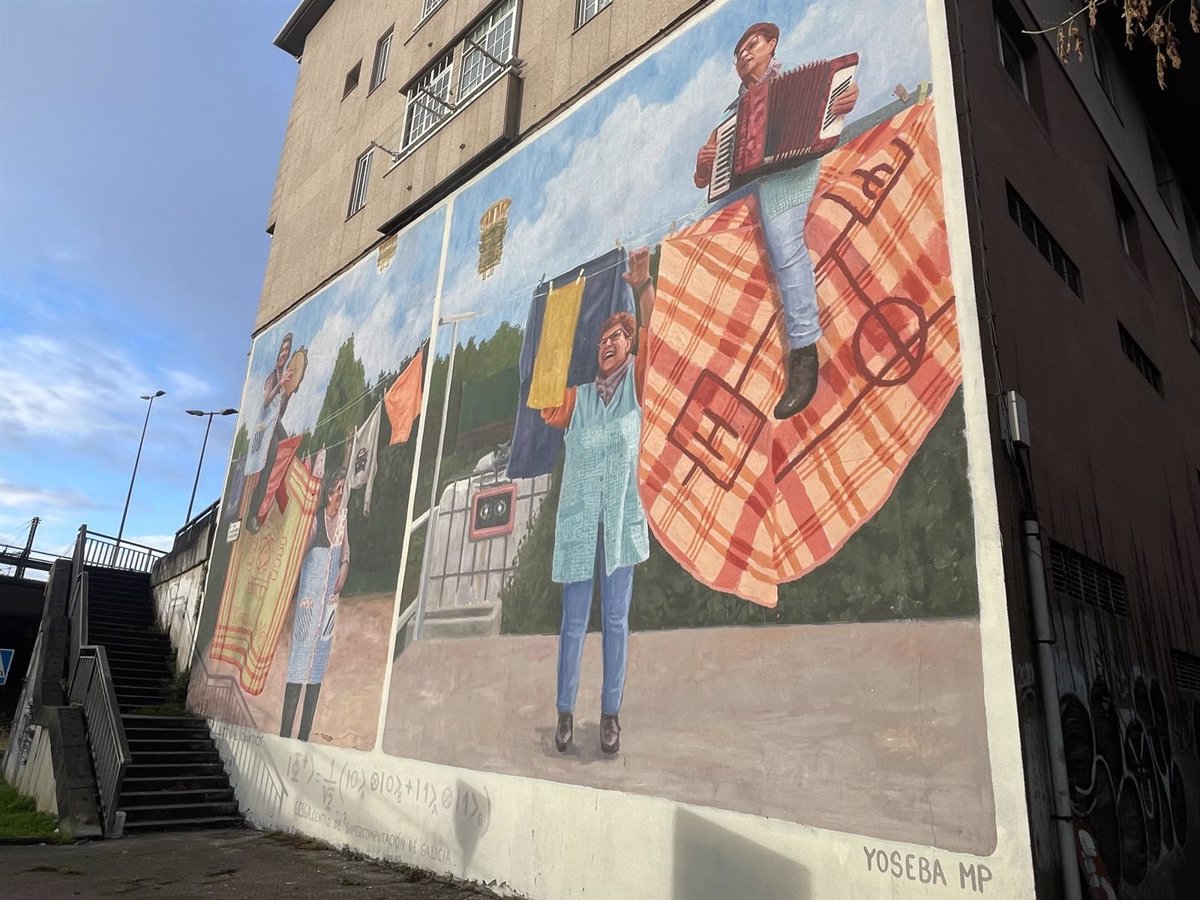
[507,248,634,479]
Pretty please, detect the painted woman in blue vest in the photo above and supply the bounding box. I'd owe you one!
[541,251,658,755]
[280,466,350,742]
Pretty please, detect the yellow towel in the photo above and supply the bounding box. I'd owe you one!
[527,277,585,409]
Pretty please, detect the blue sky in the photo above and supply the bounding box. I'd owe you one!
[0,0,298,555]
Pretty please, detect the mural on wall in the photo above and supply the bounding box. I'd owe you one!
[191,208,447,752]
[1050,581,1197,897]
[379,0,992,854]
[190,0,1033,873]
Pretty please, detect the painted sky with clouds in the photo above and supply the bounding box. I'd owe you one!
[0,0,932,561]
[0,0,297,557]
[441,0,932,344]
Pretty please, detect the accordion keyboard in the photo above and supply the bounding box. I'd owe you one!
[708,113,740,203]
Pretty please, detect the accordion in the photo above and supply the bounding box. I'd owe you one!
[708,53,859,203]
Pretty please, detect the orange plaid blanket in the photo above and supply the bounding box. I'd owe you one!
[639,102,962,607]
[209,455,320,694]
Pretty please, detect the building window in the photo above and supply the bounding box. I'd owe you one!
[1091,36,1115,105]
[343,60,362,99]
[1047,541,1128,616]
[1006,183,1082,296]
[403,51,454,149]
[421,0,446,20]
[996,17,1028,98]
[460,0,518,101]
[1185,203,1200,266]
[370,28,393,91]
[577,0,613,28]
[347,149,373,217]
[1146,131,1179,221]
[1110,175,1144,270]
[1118,323,1163,395]
[1182,276,1200,354]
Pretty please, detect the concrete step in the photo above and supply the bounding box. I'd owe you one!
[121,815,241,833]
[421,603,501,640]
[121,800,240,823]
[120,787,235,808]
[122,714,210,732]
[125,760,228,779]
[128,746,222,764]
[121,774,230,793]
[126,736,218,754]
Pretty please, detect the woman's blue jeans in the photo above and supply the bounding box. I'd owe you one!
[556,531,633,717]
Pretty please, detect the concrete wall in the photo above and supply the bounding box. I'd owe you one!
[193,1,1040,896]
[151,509,219,675]
[944,2,1200,897]
[5,725,59,817]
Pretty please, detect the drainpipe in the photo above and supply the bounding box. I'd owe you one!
[1022,516,1082,900]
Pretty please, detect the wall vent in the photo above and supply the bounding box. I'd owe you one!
[1171,648,1200,693]
[1047,540,1128,616]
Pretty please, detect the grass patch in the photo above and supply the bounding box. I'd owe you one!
[0,776,65,842]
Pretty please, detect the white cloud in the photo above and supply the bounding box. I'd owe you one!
[125,533,175,552]
[0,477,94,510]
[165,369,213,400]
[439,0,931,340]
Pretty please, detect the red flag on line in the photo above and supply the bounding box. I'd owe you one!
[255,434,304,526]
[386,348,424,445]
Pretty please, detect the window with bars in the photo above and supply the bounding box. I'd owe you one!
[1006,183,1082,296]
[1047,541,1128,616]
[1118,323,1164,394]
[460,0,518,101]
[347,148,373,217]
[403,51,455,149]
[370,28,393,91]
[421,0,446,21]
[1171,648,1200,693]
[577,0,613,28]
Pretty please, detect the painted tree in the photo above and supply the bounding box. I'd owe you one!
[307,336,368,472]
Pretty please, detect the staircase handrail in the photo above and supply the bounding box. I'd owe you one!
[69,644,130,838]
[67,534,132,839]
[74,524,165,573]
[189,653,288,819]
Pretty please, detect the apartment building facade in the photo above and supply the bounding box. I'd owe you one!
[187,1,1198,897]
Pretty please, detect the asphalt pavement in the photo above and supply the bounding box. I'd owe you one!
[0,827,509,899]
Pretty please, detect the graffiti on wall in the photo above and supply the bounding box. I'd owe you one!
[1052,591,1196,897]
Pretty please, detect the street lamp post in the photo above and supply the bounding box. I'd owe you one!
[114,390,165,560]
[185,408,238,523]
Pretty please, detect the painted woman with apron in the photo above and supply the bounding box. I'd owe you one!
[280,467,350,741]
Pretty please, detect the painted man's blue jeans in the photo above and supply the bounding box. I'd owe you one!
[707,167,822,350]
[555,532,633,717]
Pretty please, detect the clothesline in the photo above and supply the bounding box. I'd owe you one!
[280,198,705,444]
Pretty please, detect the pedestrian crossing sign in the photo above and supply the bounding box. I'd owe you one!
[0,648,13,685]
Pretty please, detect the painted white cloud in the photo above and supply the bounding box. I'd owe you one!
[440,0,931,341]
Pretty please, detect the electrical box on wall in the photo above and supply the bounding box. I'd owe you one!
[1002,390,1030,448]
